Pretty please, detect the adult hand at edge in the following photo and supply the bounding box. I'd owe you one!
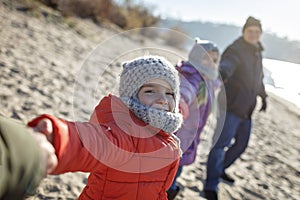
[259,97,267,112]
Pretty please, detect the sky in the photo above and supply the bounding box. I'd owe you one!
[140,0,300,41]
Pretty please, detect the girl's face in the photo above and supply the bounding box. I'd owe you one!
[138,78,175,112]
[208,51,220,65]
[200,51,220,69]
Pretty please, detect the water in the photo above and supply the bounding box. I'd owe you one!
[263,58,300,109]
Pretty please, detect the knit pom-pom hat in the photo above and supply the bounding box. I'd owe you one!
[188,37,219,80]
[119,55,180,113]
[119,55,183,137]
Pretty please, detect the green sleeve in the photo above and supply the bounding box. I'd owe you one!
[0,115,45,199]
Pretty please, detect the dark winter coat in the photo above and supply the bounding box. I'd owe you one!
[219,37,267,118]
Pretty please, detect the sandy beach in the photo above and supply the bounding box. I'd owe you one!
[1,2,299,200]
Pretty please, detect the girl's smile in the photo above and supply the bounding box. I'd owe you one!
[138,78,175,112]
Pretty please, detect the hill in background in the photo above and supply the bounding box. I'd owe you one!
[8,0,300,64]
[160,19,300,64]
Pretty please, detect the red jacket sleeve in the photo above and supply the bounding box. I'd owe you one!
[28,114,100,174]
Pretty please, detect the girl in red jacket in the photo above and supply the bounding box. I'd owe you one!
[29,55,183,200]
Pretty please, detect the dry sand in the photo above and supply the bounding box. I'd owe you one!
[1,2,299,200]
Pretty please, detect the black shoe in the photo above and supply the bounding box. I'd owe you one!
[167,186,180,200]
[204,190,218,200]
[220,172,235,183]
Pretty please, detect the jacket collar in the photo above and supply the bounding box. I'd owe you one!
[90,94,169,138]
[238,36,264,52]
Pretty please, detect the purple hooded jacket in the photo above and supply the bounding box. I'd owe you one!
[175,61,218,166]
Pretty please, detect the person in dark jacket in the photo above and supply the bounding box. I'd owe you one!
[204,16,268,200]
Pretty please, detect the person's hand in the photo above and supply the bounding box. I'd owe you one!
[259,97,267,112]
[179,99,189,120]
[32,119,57,174]
[33,119,54,143]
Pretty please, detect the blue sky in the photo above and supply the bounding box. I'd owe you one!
[140,0,300,41]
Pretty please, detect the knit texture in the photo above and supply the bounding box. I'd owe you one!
[128,97,183,134]
[119,55,183,141]
[119,55,180,112]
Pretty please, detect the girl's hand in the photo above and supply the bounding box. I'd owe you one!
[33,119,54,143]
[32,119,57,174]
[179,99,189,120]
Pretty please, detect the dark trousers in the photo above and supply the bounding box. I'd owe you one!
[204,111,252,191]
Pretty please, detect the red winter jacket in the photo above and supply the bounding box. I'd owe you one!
[28,94,180,200]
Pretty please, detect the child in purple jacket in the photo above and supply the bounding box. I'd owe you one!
[167,38,221,199]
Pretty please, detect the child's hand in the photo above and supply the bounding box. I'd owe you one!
[179,99,189,120]
[32,119,57,174]
[33,119,54,142]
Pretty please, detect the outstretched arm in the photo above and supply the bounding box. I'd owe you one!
[28,114,101,174]
[219,47,240,82]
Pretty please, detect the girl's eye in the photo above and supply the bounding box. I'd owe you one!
[144,89,154,93]
[166,92,174,96]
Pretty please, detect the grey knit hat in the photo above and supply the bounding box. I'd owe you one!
[119,55,180,112]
